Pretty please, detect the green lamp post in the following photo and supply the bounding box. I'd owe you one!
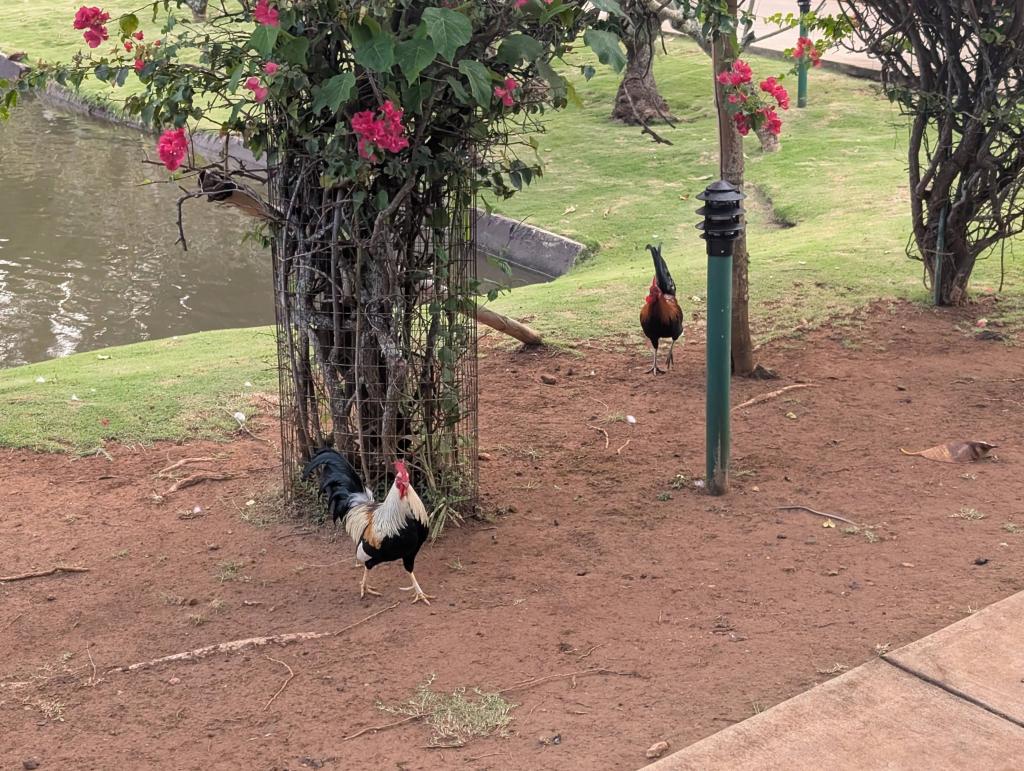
[797,0,811,108]
[697,180,746,496]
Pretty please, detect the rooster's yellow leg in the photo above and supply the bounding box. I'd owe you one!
[666,339,677,369]
[399,571,435,605]
[360,566,381,598]
[645,346,665,375]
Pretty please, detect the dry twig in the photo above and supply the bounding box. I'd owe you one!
[263,655,295,710]
[498,667,640,695]
[587,425,610,450]
[117,602,400,672]
[164,472,235,495]
[343,714,422,741]
[616,439,631,455]
[158,457,217,476]
[732,383,818,411]
[0,566,90,583]
[776,505,859,527]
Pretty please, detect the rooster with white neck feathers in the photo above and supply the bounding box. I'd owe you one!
[302,448,433,605]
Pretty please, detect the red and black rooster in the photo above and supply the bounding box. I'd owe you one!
[639,244,684,374]
[303,449,433,605]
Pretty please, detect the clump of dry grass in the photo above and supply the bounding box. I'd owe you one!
[379,675,516,747]
[951,506,986,521]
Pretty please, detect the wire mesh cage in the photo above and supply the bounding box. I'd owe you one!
[271,157,479,529]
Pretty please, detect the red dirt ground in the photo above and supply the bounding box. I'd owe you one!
[2,300,1023,771]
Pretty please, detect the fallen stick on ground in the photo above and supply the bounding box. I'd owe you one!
[497,667,641,695]
[116,602,400,672]
[587,425,610,449]
[776,505,859,527]
[343,715,422,742]
[263,655,295,711]
[164,471,235,495]
[732,383,818,411]
[158,457,217,476]
[0,566,90,583]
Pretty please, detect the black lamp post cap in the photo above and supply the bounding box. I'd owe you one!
[696,179,746,204]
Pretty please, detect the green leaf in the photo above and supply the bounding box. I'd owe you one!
[588,0,624,15]
[583,29,626,72]
[311,72,355,114]
[227,63,245,94]
[458,60,492,107]
[395,37,436,83]
[422,7,472,62]
[445,75,469,104]
[354,29,395,72]
[497,33,544,65]
[277,35,310,67]
[119,13,140,37]
[248,25,279,57]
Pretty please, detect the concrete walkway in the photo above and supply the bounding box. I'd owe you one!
[646,591,1024,770]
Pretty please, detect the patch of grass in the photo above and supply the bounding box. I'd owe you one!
[951,506,986,521]
[216,560,243,583]
[379,675,516,748]
[1003,522,1022,534]
[35,698,66,722]
[239,489,286,528]
[842,525,881,543]
[0,327,277,452]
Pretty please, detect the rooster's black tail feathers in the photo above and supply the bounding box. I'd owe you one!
[646,243,676,297]
[302,448,366,524]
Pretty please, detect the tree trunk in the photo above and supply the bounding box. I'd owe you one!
[183,0,208,21]
[755,124,781,153]
[712,11,757,377]
[612,9,673,125]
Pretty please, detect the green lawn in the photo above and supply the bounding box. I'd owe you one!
[1,11,1021,451]
[485,40,1021,341]
[0,328,278,452]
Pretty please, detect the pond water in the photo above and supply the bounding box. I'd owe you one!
[0,100,548,368]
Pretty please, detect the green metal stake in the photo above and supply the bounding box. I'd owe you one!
[705,249,733,495]
[797,0,811,109]
[697,181,746,496]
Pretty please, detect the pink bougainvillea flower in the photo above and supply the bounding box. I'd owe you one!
[73,6,110,48]
[262,61,279,76]
[793,36,822,67]
[133,30,144,41]
[73,6,108,30]
[244,76,269,103]
[83,27,108,48]
[253,0,280,27]
[124,40,133,52]
[761,106,783,136]
[351,101,409,162]
[493,77,519,107]
[134,58,145,73]
[733,112,750,136]
[157,127,189,171]
[759,76,790,110]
